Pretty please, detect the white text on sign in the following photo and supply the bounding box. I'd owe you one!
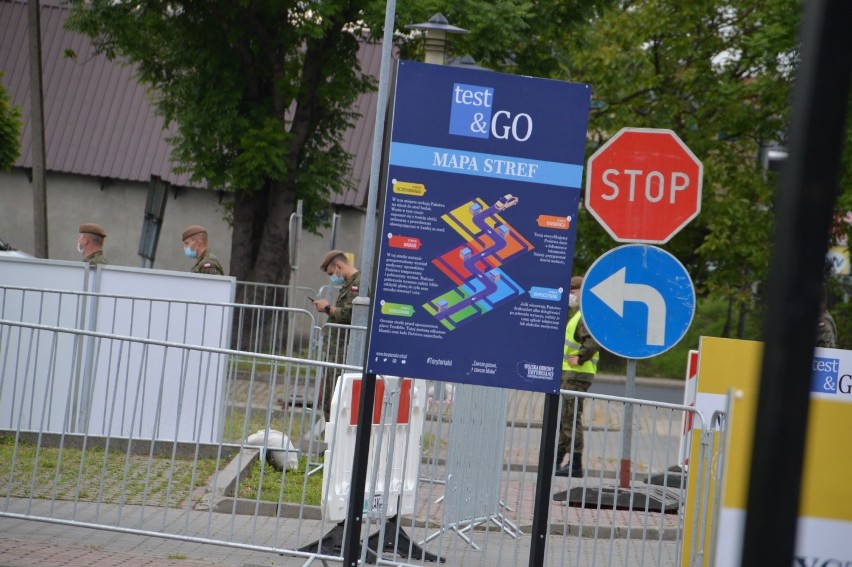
[600,169,690,203]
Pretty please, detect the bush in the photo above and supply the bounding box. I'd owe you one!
[597,296,762,380]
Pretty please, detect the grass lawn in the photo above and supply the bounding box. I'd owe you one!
[235,457,324,507]
[0,433,323,509]
[0,434,220,508]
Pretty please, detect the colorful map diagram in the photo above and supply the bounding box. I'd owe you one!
[423,196,534,330]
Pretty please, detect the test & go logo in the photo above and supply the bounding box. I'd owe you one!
[449,83,493,139]
[811,357,840,394]
[449,83,533,142]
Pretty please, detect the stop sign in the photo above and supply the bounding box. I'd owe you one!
[585,128,703,244]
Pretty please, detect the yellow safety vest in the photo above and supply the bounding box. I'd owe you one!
[562,310,599,374]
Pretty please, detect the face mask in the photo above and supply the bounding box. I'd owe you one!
[184,245,197,259]
[76,240,84,254]
[568,292,579,308]
[329,270,345,285]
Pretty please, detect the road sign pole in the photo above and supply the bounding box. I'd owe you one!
[342,373,378,566]
[530,393,560,567]
[618,358,637,488]
[581,246,695,496]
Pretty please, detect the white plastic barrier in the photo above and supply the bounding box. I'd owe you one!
[678,349,699,468]
[0,256,234,443]
[322,373,425,522]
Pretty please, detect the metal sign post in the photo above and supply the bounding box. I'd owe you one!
[581,244,695,486]
[583,126,703,494]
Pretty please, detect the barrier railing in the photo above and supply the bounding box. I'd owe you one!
[0,284,726,567]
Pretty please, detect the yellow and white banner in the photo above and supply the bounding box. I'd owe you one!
[681,337,852,566]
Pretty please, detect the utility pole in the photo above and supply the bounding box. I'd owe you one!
[28,0,48,258]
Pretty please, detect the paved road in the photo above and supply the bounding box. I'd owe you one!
[592,374,684,405]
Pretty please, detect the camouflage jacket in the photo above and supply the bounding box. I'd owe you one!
[329,271,360,324]
[191,249,224,275]
[816,309,837,348]
[84,249,108,266]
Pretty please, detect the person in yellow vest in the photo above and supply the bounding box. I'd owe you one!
[555,275,600,477]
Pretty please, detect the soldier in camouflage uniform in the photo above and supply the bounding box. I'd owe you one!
[181,225,224,275]
[312,250,360,420]
[77,223,108,266]
[816,284,837,348]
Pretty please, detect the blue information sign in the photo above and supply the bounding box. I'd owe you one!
[366,61,591,393]
[580,245,695,359]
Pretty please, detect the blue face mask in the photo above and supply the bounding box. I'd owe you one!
[329,270,345,285]
[184,245,197,259]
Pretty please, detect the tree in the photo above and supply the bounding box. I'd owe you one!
[66,0,615,287]
[0,71,21,171]
[553,0,852,339]
[68,0,375,286]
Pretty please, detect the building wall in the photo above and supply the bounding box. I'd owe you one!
[0,169,232,273]
[1,169,373,294]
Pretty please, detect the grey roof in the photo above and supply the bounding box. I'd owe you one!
[0,0,384,207]
[336,39,383,208]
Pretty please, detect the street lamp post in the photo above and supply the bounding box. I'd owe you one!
[347,13,468,369]
[339,12,469,567]
[405,13,469,66]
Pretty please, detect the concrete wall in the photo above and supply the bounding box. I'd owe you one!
[1,169,231,272]
[1,169,373,293]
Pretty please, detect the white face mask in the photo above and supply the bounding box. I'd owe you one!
[76,239,84,254]
[568,292,579,308]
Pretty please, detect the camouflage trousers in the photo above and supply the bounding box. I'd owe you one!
[321,330,348,421]
[558,373,593,456]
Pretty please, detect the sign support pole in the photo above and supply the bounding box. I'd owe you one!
[342,372,378,566]
[618,359,637,488]
[741,1,851,564]
[529,393,559,566]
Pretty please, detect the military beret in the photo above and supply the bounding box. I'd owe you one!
[321,249,345,271]
[182,225,207,241]
[570,276,583,290]
[79,223,107,238]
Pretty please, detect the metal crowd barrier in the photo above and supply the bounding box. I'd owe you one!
[0,284,727,567]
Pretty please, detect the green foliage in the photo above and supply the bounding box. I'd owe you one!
[626,295,763,378]
[0,71,22,170]
[392,1,614,76]
[62,0,617,285]
[827,278,852,351]
[554,0,835,340]
[66,0,377,284]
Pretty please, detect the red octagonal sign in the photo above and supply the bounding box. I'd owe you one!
[585,128,703,244]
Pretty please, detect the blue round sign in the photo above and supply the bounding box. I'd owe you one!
[580,244,695,359]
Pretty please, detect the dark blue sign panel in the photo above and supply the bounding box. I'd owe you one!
[581,245,695,359]
[366,61,591,393]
